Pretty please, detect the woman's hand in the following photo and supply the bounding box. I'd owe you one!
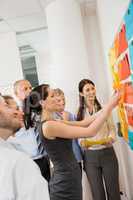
[105,91,121,112]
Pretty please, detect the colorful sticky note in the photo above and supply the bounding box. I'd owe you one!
[129,41,133,71]
[124,1,133,25]
[109,47,116,67]
[125,106,133,127]
[118,24,128,55]
[114,35,119,58]
[128,129,133,149]
[118,54,131,80]
[128,129,133,140]
[129,140,133,150]
[131,74,133,82]
[124,82,133,104]
[126,23,133,41]
[112,72,121,89]
[124,1,133,41]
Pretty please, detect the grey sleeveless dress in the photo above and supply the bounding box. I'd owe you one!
[40,122,82,200]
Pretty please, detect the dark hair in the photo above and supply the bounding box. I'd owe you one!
[77,79,102,121]
[24,84,49,129]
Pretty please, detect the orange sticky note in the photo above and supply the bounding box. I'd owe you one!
[125,106,133,127]
[118,24,128,56]
[114,35,119,58]
[124,82,133,104]
[118,54,131,80]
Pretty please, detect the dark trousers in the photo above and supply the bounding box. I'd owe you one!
[84,147,121,200]
[34,155,50,182]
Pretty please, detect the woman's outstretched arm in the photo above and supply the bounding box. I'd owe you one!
[59,111,100,127]
[43,92,120,139]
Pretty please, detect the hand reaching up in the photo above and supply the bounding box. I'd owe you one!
[105,91,121,112]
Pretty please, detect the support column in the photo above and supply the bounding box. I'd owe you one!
[45,0,89,111]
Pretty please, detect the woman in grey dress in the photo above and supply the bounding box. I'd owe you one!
[24,84,120,200]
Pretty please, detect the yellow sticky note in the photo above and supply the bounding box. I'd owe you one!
[109,47,116,67]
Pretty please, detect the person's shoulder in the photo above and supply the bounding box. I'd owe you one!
[66,112,76,121]
[15,127,35,136]
[0,144,30,168]
[42,120,59,131]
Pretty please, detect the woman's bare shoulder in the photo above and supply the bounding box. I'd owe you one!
[42,120,60,139]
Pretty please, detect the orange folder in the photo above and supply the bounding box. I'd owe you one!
[124,82,133,104]
[125,106,133,127]
[118,54,131,81]
[118,104,128,140]
[118,24,128,56]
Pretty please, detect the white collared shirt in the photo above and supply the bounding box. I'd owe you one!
[0,138,50,200]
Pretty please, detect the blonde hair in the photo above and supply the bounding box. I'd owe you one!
[54,88,64,96]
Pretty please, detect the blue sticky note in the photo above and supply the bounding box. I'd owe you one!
[125,23,133,41]
[131,74,133,82]
[129,141,133,150]
[124,1,133,40]
[124,1,133,25]
[129,41,133,71]
[128,129,133,140]
[128,129,133,150]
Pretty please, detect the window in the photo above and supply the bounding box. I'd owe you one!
[19,45,39,87]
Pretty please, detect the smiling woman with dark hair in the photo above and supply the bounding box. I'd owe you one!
[77,79,121,200]
[24,84,120,200]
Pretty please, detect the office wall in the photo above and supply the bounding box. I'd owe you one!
[0,31,23,94]
[82,12,110,104]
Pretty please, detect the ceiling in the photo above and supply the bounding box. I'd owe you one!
[0,0,96,34]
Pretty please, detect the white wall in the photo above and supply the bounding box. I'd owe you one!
[97,0,133,199]
[82,12,110,104]
[0,31,23,94]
